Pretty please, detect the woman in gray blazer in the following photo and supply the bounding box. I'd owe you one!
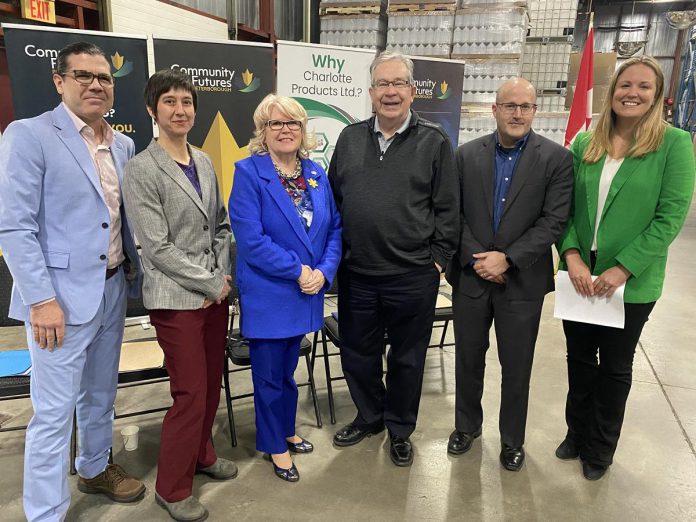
[123,70,236,522]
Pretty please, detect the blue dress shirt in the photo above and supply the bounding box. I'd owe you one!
[492,132,529,234]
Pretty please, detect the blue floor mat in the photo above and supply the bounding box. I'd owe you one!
[0,349,31,377]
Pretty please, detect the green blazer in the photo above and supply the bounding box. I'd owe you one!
[558,126,695,303]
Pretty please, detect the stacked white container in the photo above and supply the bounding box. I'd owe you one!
[386,10,455,57]
[451,8,527,57]
[319,1,388,51]
[385,1,457,57]
[455,2,529,144]
[522,0,579,123]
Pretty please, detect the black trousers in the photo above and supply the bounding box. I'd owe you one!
[562,301,655,466]
[452,285,544,448]
[337,265,440,438]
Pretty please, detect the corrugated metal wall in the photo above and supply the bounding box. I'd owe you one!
[574,4,686,92]
[236,0,303,41]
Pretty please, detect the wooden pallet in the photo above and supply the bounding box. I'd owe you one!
[319,1,384,15]
[389,0,457,13]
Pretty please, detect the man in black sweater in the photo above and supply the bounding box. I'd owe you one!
[328,51,459,467]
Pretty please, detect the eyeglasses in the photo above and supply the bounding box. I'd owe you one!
[266,120,302,131]
[61,70,114,87]
[496,103,537,115]
[372,79,411,90]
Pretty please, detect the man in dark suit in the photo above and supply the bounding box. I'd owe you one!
[445,77,573,471]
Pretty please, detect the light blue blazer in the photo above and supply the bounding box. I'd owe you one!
[0,104,142,324]
[229,154,342,339]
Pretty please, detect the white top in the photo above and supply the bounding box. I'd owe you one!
[592,156,624,251]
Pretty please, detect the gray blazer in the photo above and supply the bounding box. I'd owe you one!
[122,139,232,310]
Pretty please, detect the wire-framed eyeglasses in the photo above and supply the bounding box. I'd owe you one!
[496,103,537,115]
[372,79,411,90]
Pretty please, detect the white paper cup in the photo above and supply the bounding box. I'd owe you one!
[121,425,139,451]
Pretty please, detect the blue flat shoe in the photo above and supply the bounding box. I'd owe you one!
[263,453,300,482]
[287,437,314,454]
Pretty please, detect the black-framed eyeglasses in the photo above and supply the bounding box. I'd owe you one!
[61,70,114,87]
[372,79,411,90]
[496,103,537,115]
[266,120,302,131]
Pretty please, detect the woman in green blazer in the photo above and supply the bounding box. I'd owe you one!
[556,56,695,480]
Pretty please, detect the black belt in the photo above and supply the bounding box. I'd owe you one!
[106,265,120,280]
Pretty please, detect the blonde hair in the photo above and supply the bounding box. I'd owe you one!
[584,55,667,163]
[248,94,316,158]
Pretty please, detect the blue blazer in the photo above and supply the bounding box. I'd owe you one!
[229,154,342,339]
[0,104,141,324]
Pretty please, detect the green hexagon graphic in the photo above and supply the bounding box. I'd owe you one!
[314,156,328,170]
[315,132,329,154]
[325,145,336,163]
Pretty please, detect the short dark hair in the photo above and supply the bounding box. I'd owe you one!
[144,69,198,118]
[54,42,108,75]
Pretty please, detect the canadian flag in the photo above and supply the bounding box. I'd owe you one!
[565,22,594,147]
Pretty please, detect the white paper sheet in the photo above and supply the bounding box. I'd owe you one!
[554,270,626,328]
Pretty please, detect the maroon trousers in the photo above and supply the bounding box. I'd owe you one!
[149,301,229,502]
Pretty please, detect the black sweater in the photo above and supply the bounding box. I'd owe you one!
[328,111,460,276]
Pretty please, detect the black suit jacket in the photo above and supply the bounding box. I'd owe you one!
[446,130,573,300]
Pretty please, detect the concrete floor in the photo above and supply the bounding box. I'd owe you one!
[1,208,695,521]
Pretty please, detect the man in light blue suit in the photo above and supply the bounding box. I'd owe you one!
[0,42,145,521]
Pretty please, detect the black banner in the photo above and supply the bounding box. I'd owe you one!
[411,57,465,149]
[153,38,274,200]
[2,24,152,152]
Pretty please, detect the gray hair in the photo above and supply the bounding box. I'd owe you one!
[369,51,414,85]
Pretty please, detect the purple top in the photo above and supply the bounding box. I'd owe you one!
[176,157,202,198]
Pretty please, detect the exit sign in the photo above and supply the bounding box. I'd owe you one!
[20,0,56,24]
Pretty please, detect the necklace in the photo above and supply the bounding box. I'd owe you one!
[273,157,302,180]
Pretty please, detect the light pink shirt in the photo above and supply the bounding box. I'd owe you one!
[63,102,125,269]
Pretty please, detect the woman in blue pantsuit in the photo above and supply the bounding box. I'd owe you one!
[229,94,341,482]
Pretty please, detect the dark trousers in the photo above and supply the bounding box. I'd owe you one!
[248,336,302,454]
[452,286,544,448]
[562,301,655,466]
[338,265,440,438]
[149,301,229,502]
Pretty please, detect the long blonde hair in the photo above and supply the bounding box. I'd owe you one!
[247,94,316,158]
[583,55,667,163]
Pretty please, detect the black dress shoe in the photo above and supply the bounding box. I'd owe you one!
[500,445,525,471]
[333,423,385,447]
[287,437,314,454]
[263,454,300,482]
[389,433,414,467]
[555,437,580,460]
[447,429,482,455]
[582,461,608,481]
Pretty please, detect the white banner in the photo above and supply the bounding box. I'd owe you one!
[277,41,374,170]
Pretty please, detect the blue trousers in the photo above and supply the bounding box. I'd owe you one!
[23,271,127,522]
[248,336,302,454]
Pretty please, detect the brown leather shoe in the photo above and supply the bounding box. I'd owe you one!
[77,463,146,503]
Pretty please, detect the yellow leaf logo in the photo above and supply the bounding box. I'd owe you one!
[308,178,318,189]
[111,52,124,70]
[242,69,254,87]
[441,80,448,94]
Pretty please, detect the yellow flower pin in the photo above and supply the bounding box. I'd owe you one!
[308,178,318,189]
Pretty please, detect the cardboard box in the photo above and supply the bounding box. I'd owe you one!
[565,52,617,113]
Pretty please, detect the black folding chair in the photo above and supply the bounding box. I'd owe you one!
[222,243,322,447]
